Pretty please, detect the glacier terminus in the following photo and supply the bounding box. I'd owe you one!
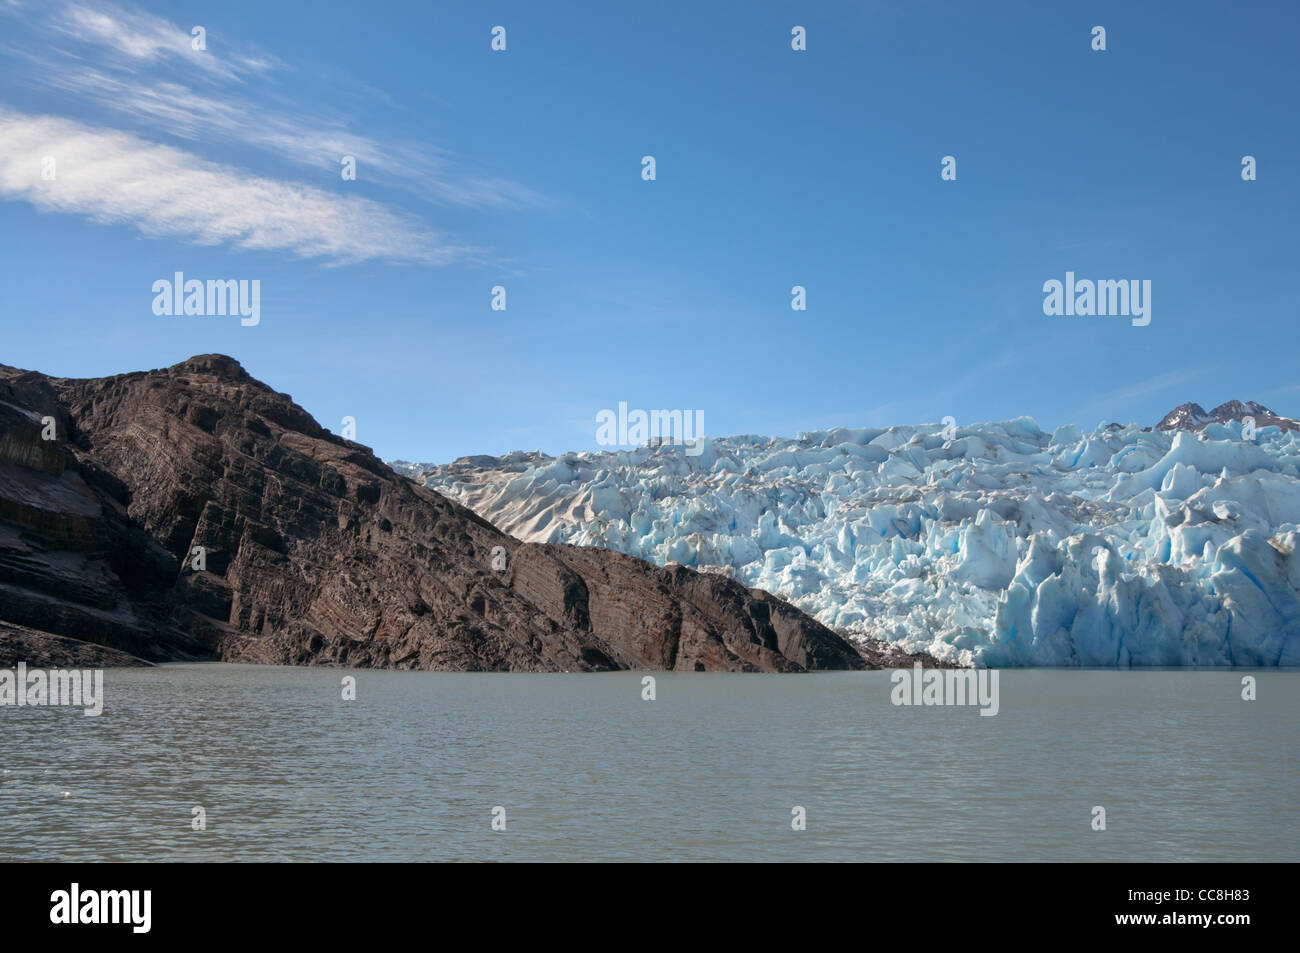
[398,410,1300,668]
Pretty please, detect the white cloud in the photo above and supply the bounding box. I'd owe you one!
[2,0,542,210]
[49,0,274,81]
[33,64,545,209]
[0,109,474,265]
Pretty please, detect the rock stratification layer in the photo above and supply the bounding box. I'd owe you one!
[0,355,901,672]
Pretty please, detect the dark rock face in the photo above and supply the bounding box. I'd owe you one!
[0,354,897,672]
[0,622,151,668]
[1157,400,1298,433]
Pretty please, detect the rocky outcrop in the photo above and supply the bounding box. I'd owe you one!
[0,394,203,667]
[0,621,151,668]
[0,355,913,671]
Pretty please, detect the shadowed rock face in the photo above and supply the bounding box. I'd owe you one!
[0,354,907,672]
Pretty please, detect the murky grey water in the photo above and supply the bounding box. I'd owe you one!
[0,664,1295,861]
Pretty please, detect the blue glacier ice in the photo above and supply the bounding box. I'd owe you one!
[401,418,1300,667]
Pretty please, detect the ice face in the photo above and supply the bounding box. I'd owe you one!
[409,418,1300,667]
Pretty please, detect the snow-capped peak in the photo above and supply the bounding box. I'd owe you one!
[1158,399,1298,433]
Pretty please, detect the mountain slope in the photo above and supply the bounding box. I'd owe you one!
[407,407,1300,667]
[1157,400,1299,433]
[0,355,893,672]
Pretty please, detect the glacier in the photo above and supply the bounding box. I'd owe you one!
[398,417,1300,667]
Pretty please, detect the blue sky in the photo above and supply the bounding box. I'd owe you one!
[1,0,1296,463]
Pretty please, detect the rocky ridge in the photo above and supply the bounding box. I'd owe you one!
[0,355,926,672]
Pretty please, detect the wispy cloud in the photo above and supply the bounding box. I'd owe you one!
[1070,368,1209,425]
[0,109,473,264]
[29,62,544,209]
[840,346,1023,430]
[1,0,543,210]
[47,0,275,80]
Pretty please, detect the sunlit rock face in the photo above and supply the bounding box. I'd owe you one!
[0,355,877,673]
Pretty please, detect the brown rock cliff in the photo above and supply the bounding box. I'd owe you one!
[0,355,927,672]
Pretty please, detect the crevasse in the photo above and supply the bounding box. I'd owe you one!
[406,418,1300,667]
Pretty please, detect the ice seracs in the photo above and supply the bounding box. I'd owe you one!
[401,404,1300,667]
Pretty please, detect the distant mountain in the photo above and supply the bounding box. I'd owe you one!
[1157,400,1299,433]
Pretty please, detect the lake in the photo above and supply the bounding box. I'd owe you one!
[1,664,1295,861]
